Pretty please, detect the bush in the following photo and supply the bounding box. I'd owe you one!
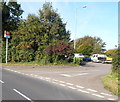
[112,49,120,73]
[75,58,83,65]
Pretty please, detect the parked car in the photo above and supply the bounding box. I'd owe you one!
[74,53,84,58]
[83,57,91,62]
[91,54,107,63]
[102,57,112,64]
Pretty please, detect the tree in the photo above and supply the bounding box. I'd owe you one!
[1,0,23,34]
[39,2,70,44]
[1,0,23,62]
[9,2,71,63]
[112,49,120,73]
[105,49,117,57]
[76,36,106,56]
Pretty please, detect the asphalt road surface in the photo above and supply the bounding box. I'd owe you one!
[1,68,112,101]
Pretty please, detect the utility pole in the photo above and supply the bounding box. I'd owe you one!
[74,5,87,63]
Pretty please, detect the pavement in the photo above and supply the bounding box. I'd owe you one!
[1,62,119,101]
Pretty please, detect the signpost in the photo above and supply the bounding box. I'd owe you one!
[4,30,10,64]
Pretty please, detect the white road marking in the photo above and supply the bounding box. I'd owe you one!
[100,92,112,96]
[0,80,4,83]
[59,84,66,86]
[52,79,58,82]
[67,86,76,89]
[87,88,97,92]
[60,73,88,77]
[17,71,21,73]
[45,77,50,80]
[39,77,44,79]
[77,89,89,93]
[6,69,10,70]
[59,81,65,83]
[60,74,71,77]
[72,73,88,77]
[107,98,116,100]
[34,75,38,77]
[92,93,104,98]
[76,85,84,89]
[13,89,32,101]
[66,83,73,86]
[46,79,51,82]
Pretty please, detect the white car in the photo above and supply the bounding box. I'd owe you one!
[74,53,84,58]
[91,54,107,63]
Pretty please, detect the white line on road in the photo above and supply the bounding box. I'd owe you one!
[59,84,66,86]
[66,83,73,86]
[87,88,97,92]
[52,79,58,82]
[67,86,76,89]
[72,73,88,77]
[76,85,84,89]
[77,89,89,93]
[92,93,104,98]
[100,92,112,96]
[13,89,32,101]
[60,74,71,77]
[59,81,65,83]
[107,98,116,100]
[0,80,4,83]
[34,75,38,77]
[5,68,10,70]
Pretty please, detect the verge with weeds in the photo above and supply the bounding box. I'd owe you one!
[102,72,119,95]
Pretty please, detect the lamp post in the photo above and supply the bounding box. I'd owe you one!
[74,5,87,63]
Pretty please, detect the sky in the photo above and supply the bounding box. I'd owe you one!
[18,0,118,50]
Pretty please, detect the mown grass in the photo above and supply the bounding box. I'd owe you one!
[102,72,120,95]
[1,61,79,66]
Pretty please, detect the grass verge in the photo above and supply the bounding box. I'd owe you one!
[1,61,79,66]
[102,72,120,95]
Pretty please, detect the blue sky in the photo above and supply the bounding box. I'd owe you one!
[18,1,118,50]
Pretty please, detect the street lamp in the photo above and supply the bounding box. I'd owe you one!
[74,5,87,63]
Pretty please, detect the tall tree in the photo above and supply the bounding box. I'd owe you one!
[9,2,71,62]
[76,36,106,56]
[1,0,23,34]
[39,2,70,44]
[1,0,23,62]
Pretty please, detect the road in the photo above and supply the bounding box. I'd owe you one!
[1,63,118,101]
[1,68,112,101]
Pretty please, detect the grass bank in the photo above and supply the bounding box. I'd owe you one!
[102,72,119,95]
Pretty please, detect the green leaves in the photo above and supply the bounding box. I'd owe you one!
[76,36,106,56]
[3,2,71,63]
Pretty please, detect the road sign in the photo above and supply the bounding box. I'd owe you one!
[4,30,10,64]
[4,30,10,38]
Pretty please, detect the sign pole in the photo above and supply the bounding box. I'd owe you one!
[6,38,8,64]
[4,30,10,64]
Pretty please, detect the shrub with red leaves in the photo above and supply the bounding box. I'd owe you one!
[45,41,74,57]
